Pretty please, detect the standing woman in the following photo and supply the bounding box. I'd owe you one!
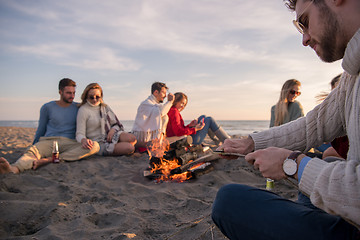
[166,92,230,145]
[76,83,136,156]
[270,79,304,127]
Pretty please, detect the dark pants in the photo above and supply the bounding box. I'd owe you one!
[212,184,359,240]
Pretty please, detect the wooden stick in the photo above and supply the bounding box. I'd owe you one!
[213,150,246,157]
[170,153,220,174]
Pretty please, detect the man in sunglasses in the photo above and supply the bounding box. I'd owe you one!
[212,0,360,239]
[0,78,99,174]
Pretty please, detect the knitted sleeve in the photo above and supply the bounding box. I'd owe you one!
[33,102,50,144]
[76,106,88,143]
[159,100,173,117]
[250,86,345,152]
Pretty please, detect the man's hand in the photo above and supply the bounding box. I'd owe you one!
[217,136,255,155]
[245,147,292,180]
[167,93,175,102]
[81,138,94,149]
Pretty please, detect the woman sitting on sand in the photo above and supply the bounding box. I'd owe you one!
[166,92,230,145]
[76,83,136,156]
[269,79,304,127]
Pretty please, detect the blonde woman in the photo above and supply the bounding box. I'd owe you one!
[270,79,304,127]
[76,83,136,156]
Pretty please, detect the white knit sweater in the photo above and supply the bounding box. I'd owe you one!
[76,103,102,143]
[132,95,173,142]
[250,29,360,228]
[76,103,122,144]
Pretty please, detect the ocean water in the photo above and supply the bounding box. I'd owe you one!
[0,120,270,136]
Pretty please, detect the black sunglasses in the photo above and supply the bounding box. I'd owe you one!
[289,90,301,96]
[88,95,101,100]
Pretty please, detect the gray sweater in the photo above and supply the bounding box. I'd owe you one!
[269,101,304,128]
[251,29,360,228]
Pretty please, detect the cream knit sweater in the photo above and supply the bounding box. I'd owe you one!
[132,95,173,142]
[250,29,360,228]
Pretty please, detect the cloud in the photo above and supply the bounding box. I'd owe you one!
[9,43,78,58]
[62,48,142,71]
[1,0,299,67]
[9,44,141,71]
[0,0,344,121]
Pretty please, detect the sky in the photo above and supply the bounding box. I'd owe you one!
[0,0,343,121]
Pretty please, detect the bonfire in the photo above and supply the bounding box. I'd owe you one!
[144,136,219,183]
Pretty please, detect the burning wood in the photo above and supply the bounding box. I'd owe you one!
[169,153,219,175]
[188,162,214,178]
[144,137,220,182]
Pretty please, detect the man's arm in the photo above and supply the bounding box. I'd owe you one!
[33,103,49,144]
[251,86,345,153]
[159,93,174,117]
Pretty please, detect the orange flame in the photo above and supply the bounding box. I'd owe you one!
[147,137,194,183]
[151,157,193,183]
[147,136,169,159]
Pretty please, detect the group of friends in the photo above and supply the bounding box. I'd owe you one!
[1,0,360,239]
[0,79,230,174]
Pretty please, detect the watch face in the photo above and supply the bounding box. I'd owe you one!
[283,159,297,176]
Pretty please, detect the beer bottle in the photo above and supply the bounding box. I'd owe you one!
[52,140,60,163]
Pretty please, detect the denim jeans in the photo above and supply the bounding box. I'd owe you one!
[192,115,220,144]
[212,184,359,240]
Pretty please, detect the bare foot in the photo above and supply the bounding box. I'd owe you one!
[32,158,52,170]
[0,157,19,174]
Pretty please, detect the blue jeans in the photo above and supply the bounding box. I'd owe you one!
[212,184,359,240]
[192,115,220,145]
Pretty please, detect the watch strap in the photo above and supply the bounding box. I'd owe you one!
[288,151,302,162]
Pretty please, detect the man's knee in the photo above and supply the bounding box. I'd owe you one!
[213,184,256,215]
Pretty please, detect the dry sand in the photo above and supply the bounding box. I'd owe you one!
[0,127,298,239]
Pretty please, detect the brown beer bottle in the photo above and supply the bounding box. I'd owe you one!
[52,140,60,163]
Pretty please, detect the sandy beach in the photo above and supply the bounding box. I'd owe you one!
[0,127,298,239]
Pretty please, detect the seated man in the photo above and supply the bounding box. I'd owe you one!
[212,0,360,239]
[131,82,174,150]
[0,78,100,174]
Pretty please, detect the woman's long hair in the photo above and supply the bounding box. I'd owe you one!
[274,79,301,126]
[315,74,341,103]
[172,92,188,108]
[80,83,104,106]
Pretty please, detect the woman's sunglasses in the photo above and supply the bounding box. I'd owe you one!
[289,90,301,96]
[88,95,102,100]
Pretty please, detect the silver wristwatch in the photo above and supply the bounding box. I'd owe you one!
[283,151,302,177]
